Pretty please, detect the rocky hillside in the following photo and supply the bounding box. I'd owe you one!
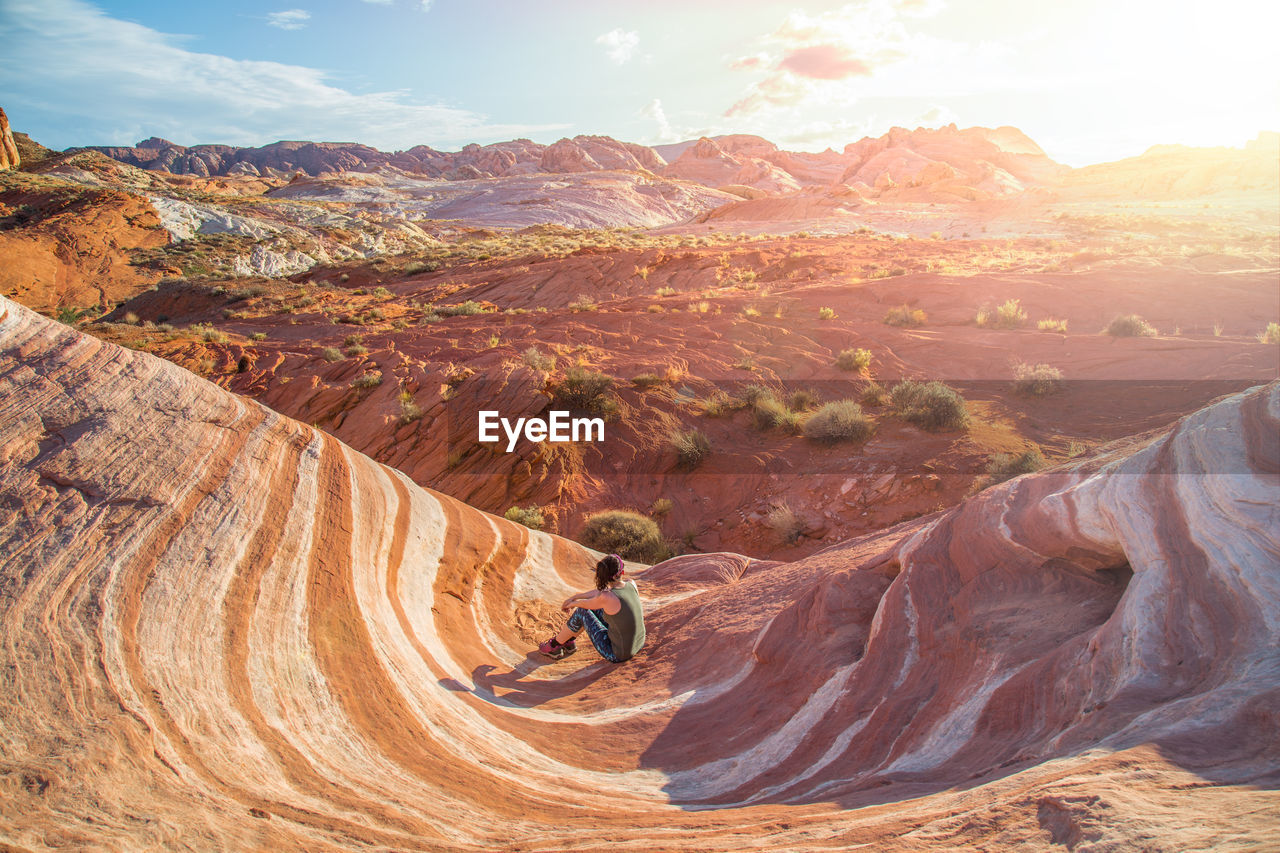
[2,294,1277,849]
[82,124,1069,201]
[84,133,667,180]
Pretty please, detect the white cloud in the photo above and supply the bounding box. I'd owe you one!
[0,0,565,150]
[640,98,678,143]
[266,9,310,30]
[360,0,394,4]
[595,28,640,65]
[420,0,432,10]
[726,0,951,119]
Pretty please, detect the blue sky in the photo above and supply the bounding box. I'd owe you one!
[1,0,1276,166]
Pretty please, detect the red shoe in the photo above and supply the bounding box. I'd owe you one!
[538,637,577,659]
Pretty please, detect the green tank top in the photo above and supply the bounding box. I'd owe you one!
[605,581,645,661]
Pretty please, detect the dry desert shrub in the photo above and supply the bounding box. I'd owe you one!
[321,346,343,362]
[352,371,383,389]
[1012,362,1064,396]
[802,400,875,443]
[884,304,926,327]
[861,381,889,407]
[765,502,805,544]
[818,306,837,320]
[1038,318,1068,332]
[521,347,554,371]
[985,448,1045,486]
[579,510,670,563]
[787,388,820,411]
[1105,314,1157,337]
[1259,322,1280,345]
[835,347,872,372]
[669,428,711,470]
[697,390,736,417]
[630,373,665,389]
[750,391,803,433]
[890,380,969,430]
[436,300,489,316]
[399,390,423,423]
[976,298,1027,329]
[504,505,545,530]
[553,366,616,415]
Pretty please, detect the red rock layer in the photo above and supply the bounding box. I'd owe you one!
[1,294,1277,850]
[0,107,19,171]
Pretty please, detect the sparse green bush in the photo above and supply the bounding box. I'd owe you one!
[986,449,1045,485]
[1105,314,1157,337]
[436,300,489,316]
[250,332,267,341]
[55,306,93,325]
[569,294,598,312]
[818,306,837,320]
[554,366,615,414]
[1258,322,1280,345]
[698,390,736,417]
[891,380,969,430]
[344,334,364,347]
[976,298,1027,329]
[738,383,775,407]
[803,400,875,443]
[751,393,802,433]
[345,344,368,357]
[884,304,926,327]
[504,505,545,530]
[861,381,889,407]
[1038,318,1068,333]
[835,348,872,372]
[579,510,670,563]
[670,428,711,469]
[399,392,423,423]
[1012,362,1063,396]
[788,388,820,411]
[236,285,270,301]
[631,373,665,389]
[522,347,554,371]
[403,260,440,275]
[372,286,391,298]
[352,371,383,389]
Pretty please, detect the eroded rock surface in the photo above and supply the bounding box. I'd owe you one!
[0,107,19,171]
[1,294,1278,850]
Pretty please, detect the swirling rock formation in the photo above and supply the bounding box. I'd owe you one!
[0,107,19,171]
[2,293,1278,850]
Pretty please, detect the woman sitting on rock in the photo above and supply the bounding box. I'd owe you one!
[539,554,645,662]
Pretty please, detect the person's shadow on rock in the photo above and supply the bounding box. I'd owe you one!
[455,653,614,708]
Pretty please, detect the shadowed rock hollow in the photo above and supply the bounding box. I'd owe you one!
[2,293,1278,850]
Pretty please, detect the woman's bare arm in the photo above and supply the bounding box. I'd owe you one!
[561,589,617,613]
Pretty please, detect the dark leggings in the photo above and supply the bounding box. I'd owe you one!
[567,608,621,663]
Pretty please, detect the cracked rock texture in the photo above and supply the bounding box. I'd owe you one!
[1,293,1278,851]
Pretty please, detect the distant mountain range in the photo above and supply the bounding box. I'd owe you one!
[81,125,1068,201]
[56,124,1280,204]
